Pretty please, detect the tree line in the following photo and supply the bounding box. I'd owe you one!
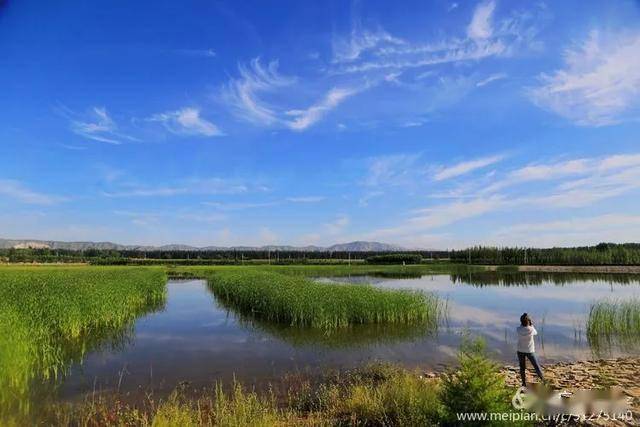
[3,243,640,265]
[448,243,640,265]
[0,248,447,265]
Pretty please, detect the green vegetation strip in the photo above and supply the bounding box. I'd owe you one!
[587,298,640,339]
[0,266,166,415]
[203,270,443,330]
[175,262,483,279]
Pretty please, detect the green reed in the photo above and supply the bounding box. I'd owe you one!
[204,270,444,330]
[0,266,166,417]
[587,298,640,340]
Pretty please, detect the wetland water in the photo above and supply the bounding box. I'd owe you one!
[57,272,640,401]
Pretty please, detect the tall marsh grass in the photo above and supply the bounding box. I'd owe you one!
[587,298,640,340]
[204,270,444,330]
[0,266,166,417]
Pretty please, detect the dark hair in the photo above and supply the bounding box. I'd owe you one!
[520,313,532,326]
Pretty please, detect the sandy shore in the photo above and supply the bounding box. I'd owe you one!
[423,357,640,425]
[506,358,640,425]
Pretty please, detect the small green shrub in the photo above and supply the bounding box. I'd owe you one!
[440,337,528,426]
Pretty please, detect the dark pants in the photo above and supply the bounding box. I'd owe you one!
[517,351,544,386]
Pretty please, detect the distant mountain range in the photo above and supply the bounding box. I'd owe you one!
[0,238,409,252]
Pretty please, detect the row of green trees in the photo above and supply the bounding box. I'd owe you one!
[0,247,447,264]
[3,243,640,265]
[449,243,640,265]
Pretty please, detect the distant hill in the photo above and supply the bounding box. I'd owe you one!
[0,238,410,252]
[0,239,130,251]
[326,241,405,252]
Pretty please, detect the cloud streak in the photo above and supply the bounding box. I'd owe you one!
[103,178,248,198]
[0,180,67,205]
[467,0,496,41]
[365,152,640,243]
[221,58,296,126]
[330,3,541,76]
[434,154,505,181]
[64,107,139,145]
[148,108,224,137]
[222,58,357,131]
[286,87,357,131]
[530,30,640,126]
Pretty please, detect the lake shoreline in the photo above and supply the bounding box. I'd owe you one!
[481,265,640,274]
[46,356,640,426]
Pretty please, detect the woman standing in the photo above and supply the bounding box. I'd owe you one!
[517,313,544,387]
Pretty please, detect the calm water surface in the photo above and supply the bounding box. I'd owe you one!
[59,273,640,399]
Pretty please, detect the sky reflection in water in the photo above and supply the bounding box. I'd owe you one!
[59,273,640,399]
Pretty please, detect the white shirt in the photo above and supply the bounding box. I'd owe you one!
[516,325,537,353]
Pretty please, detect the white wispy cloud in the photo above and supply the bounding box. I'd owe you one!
[222,58,356,131]
[467,0,496,41]
[66,107,138,145]
[202,196,325,210]
[409,195,505,229]
[529,165,640,208]
[496,154,640,209]
[285,87,357,131]
[509,159,590,182]
[503,215,640,236]
[115,209,226,225]
[476,72,507,87]
[331,3,541,76]
[221,5,543,132]
[221,58,295,125]
[335,39,507,74]
[286,196,325,203]
[103,178,248,198]
[174,48,216,58]
[0,180,67,205]
[492,214,640,247]
[332,27,404,63]
[358,191,384,207]
[369,195,506,239]
[483,153,640,193]
[59,144,88,151]
[258,227,279,245]
[530,29,640,126]
[325,214,350,235]
[434,154,505,181]
[363,153,423,187]
[148,107,224,137]
[365,152,640,241]
[202,201,278,211]
[362,152,503,190]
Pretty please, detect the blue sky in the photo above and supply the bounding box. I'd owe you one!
[1,0,640,248]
